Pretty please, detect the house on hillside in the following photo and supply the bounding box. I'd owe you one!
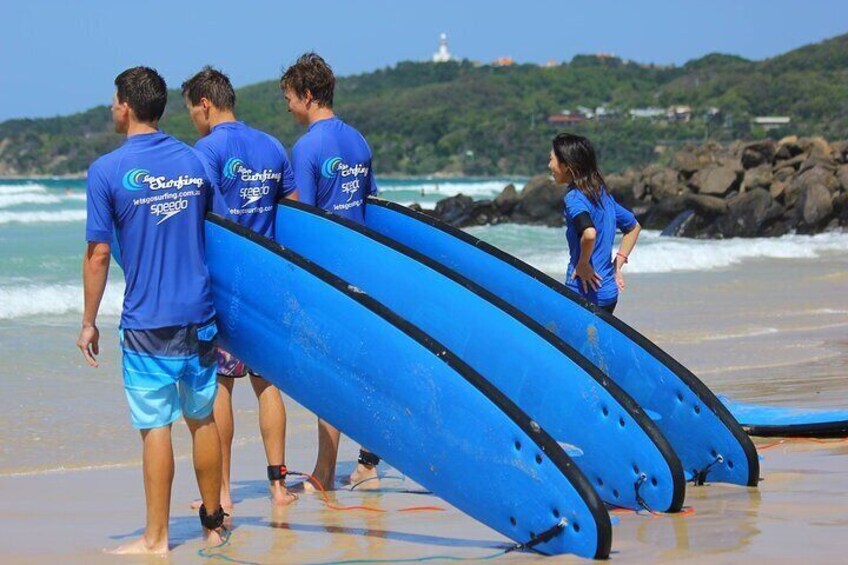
[629,107,666,120]
[547,113,586,125]
[667,105,693,122]
[752,116,791,131]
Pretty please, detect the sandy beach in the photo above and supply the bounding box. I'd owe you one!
[2,247,847,564]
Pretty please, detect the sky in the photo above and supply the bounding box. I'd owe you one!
[0,0,845,122]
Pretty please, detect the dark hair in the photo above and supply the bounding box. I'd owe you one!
[181,66,236,111]
[280,52,335,108]
[552,133,606,204]
[114,66,167,123]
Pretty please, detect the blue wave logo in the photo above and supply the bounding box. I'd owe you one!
[321,157,343,179]
[122,168,150,191]
[224,157,246,180]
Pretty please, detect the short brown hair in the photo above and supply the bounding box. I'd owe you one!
[280,52,335,108]
[181,66,236,111]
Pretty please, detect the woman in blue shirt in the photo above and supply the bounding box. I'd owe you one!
[549,133,641,315]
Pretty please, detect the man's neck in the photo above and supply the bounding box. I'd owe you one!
[126,121,158,137]
[209,110,238,129]
[307,107,335,126]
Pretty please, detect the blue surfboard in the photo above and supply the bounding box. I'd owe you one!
[720,396,848,438]
[363,198,760,487]
[276,201,685,513]
[205,213,611,558]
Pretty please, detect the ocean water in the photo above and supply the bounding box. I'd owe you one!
[1,177,847,476]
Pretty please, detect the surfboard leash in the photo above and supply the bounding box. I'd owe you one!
[287,470,445,513]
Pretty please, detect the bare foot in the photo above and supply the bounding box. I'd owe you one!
[106,535,168,555]
[349,463,380,490]
[204,526,229,548]
[302,470,335,493]
[270,482,298,506]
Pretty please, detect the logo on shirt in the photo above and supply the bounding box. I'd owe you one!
[122,168,150,191]
[320,157,369,180]
[224,158,247,180]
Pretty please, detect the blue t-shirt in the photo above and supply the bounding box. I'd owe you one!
[85,131,215,330]
[563,186,637,306]
[291,117,378,225]
[195,121,296,239]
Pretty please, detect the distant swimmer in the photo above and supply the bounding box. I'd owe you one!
[281,52,382,491]
[549,133,641,315]
[182,66,298,512]
[77,66,226,554]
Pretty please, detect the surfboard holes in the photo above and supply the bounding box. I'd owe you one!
[651,477,658,486]
[553,509,560,519]
[694,405,701,414]
[613,489,619,498]
[633,464,640,474]
[619,417,626,428]
[597,477,604,487]
[677,392,684,402]
[514,441,522,451]
[727,460,734,469]
[710,449,718,458]
[510,516,517,526]
[602,406,609,416]
[535,454,543,464]
[573,523,580,533]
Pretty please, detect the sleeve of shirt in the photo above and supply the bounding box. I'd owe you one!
[193,142,220,190]
[291,141,317,206]
[564,190,590,222]
[277,142,297,198]
[614,200,638,232]
[363,140,378,196]
[85,162,114,243]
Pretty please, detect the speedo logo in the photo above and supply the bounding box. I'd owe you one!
[150,198,189,224]
[239,186,271,207]
[224,157,282,183]
[321,157,369,179]
[122,167,204,192]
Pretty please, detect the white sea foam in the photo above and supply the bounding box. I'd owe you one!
[394,200,437,210]
[628,231,848,274]
[0,193,87,208]
[0,283,124,319]
[0,209,87,224]
[0,183,49,195]
[381,180,520,198]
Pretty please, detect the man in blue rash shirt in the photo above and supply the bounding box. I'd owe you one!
[182,66,298,510]
[76,66,225,554]
[281,52,381,491]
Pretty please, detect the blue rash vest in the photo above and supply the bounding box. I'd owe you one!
[194,121,296,239]
[563,186,637,306]
[291,116,378,225]
[85,131,215,330]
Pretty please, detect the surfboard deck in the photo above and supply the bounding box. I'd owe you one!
[363,198,760,487]
[276,200,684,513]
[720,396,848,437]
[205,213,611,558]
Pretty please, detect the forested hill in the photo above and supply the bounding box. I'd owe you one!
[2,33,846,177]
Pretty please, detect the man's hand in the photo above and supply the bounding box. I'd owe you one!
[77,324,100,367]
[572,261,601,293]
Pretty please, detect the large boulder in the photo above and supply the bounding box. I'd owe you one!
[785,166,840,209]
[671,144,717,175]
[795,184,834,233]
[743,164,773,191]
[511,175,567,226]
[433,194,474,225]
[775,136,804,161]
[690,165,741,196]
[741,140,776,169]
[639,196,688,230]
[494,183,519,214]
[713,188,784,238]
[684,193,728,216]
[837,164,848,191]
[604,172,638,209]
[642,166,683,202]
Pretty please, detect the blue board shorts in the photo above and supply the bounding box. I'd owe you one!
[120,320,219,429]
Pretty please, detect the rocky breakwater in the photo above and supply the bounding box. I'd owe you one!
[420,136,848,238]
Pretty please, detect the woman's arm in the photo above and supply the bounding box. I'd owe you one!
[614,222,641,291]
[573,227,601,292]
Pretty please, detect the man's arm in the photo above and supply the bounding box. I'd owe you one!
[77,242,111,367]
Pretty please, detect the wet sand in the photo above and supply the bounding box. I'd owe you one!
[1,253,847,563]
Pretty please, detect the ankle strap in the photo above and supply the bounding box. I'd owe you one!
[267,464,288,482]
[358,450,381,467]
[199,504,228,530]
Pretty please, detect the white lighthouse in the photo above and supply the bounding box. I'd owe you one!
[432,33,452,63]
